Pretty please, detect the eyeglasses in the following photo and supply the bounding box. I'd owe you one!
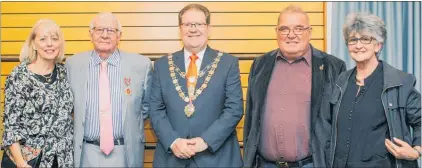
[277,26,311,35]
[346,36,375,45]
[92,27,119,35]
[180,22,208,29]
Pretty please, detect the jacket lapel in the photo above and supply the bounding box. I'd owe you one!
[257,50,277,117]
[310,47,325,128]
[196,46,216,90]
[172,50,188,95]
[120,52,129,126]
[79,52,91,125]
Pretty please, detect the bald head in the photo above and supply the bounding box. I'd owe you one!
[90,12,122,32]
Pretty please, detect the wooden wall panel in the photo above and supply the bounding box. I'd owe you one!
[1,13,324,27]
[1,40,325,55]
[1,26,325,41]
[1,2,324,13]
[0,1,326,164]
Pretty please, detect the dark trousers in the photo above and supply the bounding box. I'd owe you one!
[1,152,58,168]
[254,155,314,168]
[333,155,393,168]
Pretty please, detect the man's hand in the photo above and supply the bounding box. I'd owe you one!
[385,137,420,160]
[170,138,196,159]
[188,137,209,153]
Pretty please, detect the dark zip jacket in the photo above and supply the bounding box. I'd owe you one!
[318,60,421,168]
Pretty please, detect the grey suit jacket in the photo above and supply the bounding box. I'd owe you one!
[65,50,152,167]
[149,47,244,167]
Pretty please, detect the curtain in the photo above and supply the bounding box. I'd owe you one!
[330,2,421,93]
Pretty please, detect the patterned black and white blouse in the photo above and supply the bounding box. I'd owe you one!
[2,61,74,167]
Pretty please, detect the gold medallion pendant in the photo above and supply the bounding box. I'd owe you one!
[184,103,195,117]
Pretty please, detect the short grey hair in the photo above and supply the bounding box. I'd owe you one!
[89,12,122,32]
[277,5,310,25]
[343,12,387,44]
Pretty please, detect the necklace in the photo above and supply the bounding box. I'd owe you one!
[43,72,53,83]
[173,64,212,78]
[168,51,223,117]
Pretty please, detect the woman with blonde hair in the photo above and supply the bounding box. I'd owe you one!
[1,19,74,168]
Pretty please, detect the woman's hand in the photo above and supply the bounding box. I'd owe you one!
[16,161,31,168]
[385,137,419,160]
[9,143,32,168]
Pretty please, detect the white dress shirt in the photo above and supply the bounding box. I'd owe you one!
[170,48,207,150]
[184,47,206,73]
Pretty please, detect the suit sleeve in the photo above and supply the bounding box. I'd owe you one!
[406,76,421,146]
[149,61,181,153]
[243,58,256,148]
[200,57,244,153]
[314,84,337,168]
[64,59,75,116]
[141,61,153,120]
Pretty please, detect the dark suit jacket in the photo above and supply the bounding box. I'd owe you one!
[149,46,243,167]
[243,46,346,168]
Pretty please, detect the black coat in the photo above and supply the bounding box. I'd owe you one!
[321,61,421,168]
[243,46,346,167]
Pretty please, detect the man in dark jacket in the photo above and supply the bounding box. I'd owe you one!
[243,5,346,168]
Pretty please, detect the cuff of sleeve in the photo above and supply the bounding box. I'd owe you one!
[413,137,421,146]
[167,138,180,153]
[2,133,25,148]
[201,136,215,153]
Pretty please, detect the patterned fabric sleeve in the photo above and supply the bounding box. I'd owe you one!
[2,71,29,147]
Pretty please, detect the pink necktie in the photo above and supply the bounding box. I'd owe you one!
[99,61,114,155]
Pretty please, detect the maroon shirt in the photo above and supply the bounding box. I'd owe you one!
[258,46,312,162]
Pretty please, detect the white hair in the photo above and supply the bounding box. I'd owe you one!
[89,12,122,32]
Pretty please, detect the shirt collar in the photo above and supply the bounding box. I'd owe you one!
[184,47,206,63]
[276,45,312,66]
[91,49,120,66]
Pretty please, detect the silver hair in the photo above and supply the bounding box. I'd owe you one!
[343,12,387,43]
[343,13,386,56]
[89,12,122,32]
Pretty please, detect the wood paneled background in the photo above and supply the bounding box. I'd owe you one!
[0,2,326,166]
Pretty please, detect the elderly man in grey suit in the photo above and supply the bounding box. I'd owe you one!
[65,12,152,167]
[149,4,243,167]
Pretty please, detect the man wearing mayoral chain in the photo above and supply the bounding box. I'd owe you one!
[149,3,244,167]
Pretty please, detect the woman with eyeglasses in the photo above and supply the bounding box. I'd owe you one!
[1,19,74,168]
[318,13,421,168]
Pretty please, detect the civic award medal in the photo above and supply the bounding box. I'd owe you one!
[168,51,223,118]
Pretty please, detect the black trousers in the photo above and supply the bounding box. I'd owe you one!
[1,152,58,168]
